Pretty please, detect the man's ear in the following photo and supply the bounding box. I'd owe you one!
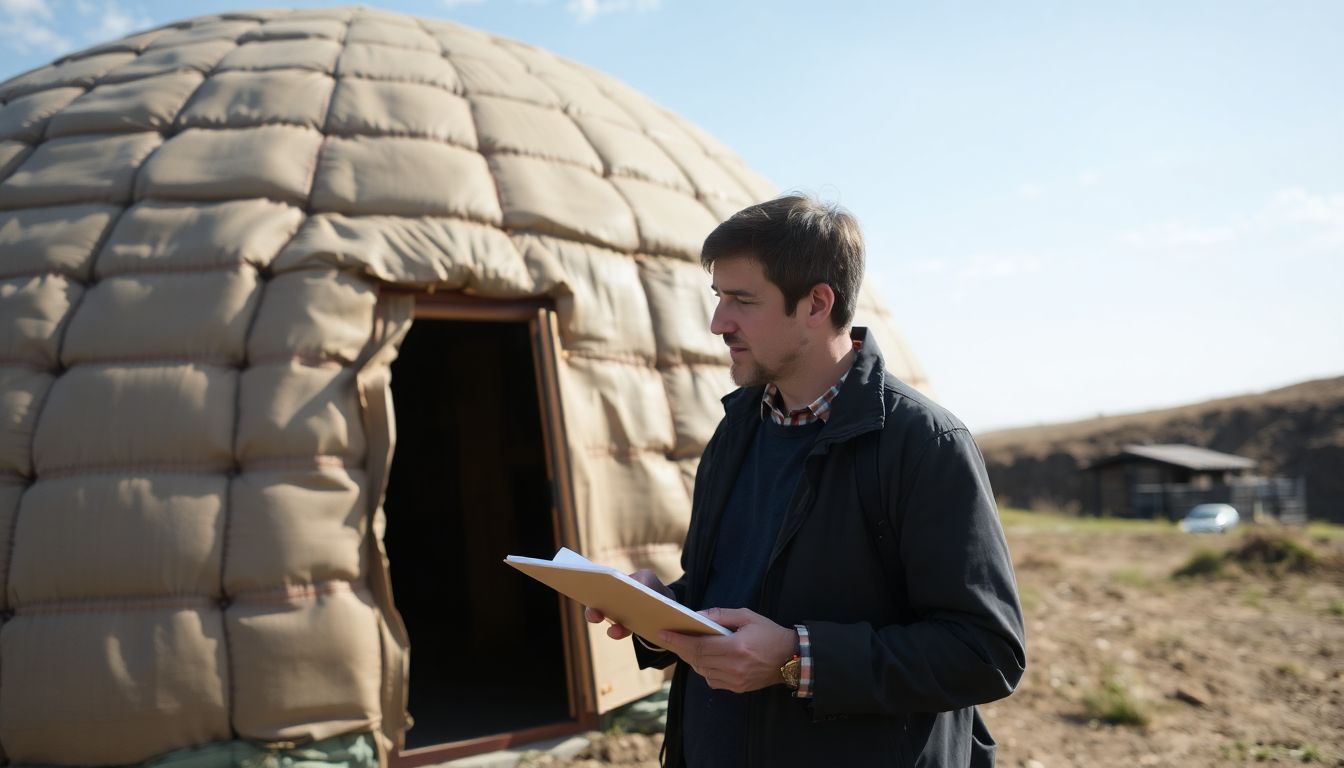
[806,283,836,328]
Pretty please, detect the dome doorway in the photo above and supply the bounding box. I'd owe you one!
[384,296,595,764]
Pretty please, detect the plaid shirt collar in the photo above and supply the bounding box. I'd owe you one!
[760,339,863,427]
[761,376,846,426]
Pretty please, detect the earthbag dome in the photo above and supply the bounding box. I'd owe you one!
[0,6,930,765]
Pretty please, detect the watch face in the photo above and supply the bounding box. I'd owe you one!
[781,658,801,688]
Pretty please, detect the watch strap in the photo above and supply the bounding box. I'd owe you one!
[794,624,813,698]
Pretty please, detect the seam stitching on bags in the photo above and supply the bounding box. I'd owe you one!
[0,197,128,688]
[14,580,368,615]
[34,454,359,479]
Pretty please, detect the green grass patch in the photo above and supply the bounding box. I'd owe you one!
[1110,568,1153,589]
[1274,660,1304,678]
[1231,533,1319,574]
[1304,520,1344,540]
[1172,532,1330,580]
[601,682,669,735]
[1223,740,1254,761]
[1226,741,1327,764]
[1327,599,1344,618]
[1173,548,1226,579]
[1000,508,1178,535]
[1000,508,1344,544]
[1082,675,1150,726]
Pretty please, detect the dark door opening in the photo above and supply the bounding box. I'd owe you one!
[384,318,572,750]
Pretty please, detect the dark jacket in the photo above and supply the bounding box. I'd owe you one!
[638,328,1026,767]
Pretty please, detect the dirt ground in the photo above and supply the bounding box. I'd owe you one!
[979,515,1343,767]
[531,514,1344,767]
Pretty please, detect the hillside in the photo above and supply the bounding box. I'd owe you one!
[975,376,1344,522]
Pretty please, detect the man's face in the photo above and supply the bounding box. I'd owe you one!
[709,257,808,387]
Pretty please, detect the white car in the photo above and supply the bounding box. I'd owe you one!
[1179,503,1240,534]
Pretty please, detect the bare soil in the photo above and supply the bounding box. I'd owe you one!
[979,518,1343,767]
[534,517,1344,767]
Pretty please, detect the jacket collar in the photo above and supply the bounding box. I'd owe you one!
[719,326,887,443]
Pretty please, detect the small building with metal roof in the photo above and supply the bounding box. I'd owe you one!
[1085,444,1258,519]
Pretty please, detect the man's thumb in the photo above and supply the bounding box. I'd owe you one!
[702,606,752,628]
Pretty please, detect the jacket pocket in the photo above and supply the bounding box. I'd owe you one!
[969,710,996,767]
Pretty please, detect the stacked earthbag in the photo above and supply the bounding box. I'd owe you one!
[0,6,929,764]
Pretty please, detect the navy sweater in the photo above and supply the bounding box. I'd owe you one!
[681,416,823,767]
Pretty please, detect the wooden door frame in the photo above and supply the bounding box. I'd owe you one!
[388,291,599,767]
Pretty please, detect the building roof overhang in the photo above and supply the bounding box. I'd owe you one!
[1086,443,1258,472]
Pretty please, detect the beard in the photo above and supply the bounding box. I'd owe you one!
[728,344,803,388]
[729,357,769,387]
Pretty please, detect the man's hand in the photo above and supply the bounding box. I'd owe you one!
[583,569,673,640]
[655,607,798,693]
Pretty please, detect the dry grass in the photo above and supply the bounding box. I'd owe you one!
[1082,674,1151,727]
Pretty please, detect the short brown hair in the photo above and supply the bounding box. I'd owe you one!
[700,194,865,330]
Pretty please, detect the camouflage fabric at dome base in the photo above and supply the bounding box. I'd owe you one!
[84,732,376,768]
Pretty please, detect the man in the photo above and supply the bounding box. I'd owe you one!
[585,195,1025,766]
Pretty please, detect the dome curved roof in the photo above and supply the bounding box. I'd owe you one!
[0,5,773,260]
[0,7,927,764]
[0,4,926,384]
[0,4,925,380]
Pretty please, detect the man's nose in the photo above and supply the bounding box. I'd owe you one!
[709,303,732,336]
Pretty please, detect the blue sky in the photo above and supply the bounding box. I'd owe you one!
[3,0,1342,432]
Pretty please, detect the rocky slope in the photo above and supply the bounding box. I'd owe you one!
[975,376,1344,522]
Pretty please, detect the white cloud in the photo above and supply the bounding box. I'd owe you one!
[0,0,70,55]
[0,0,51,18]
[1078,170,1101,187]
[1261,187,1344,225]
[566,0,661,24]
[1259,187,1344,250]
[1,0,153,63]
[1121,187,1344,254]
[1121,222,1238,248]
[1016,182,1042,200]
[442,0,487,7]
[78,1,153,41]
[7,21,69,52]
[956,251,1042,280]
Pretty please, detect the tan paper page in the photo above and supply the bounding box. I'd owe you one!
[505,549,730,639]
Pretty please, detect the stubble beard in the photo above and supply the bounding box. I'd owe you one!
[729,346,802,389]
[729,358,766,388]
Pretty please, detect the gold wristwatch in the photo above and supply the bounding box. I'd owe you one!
[780,654,801,689]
